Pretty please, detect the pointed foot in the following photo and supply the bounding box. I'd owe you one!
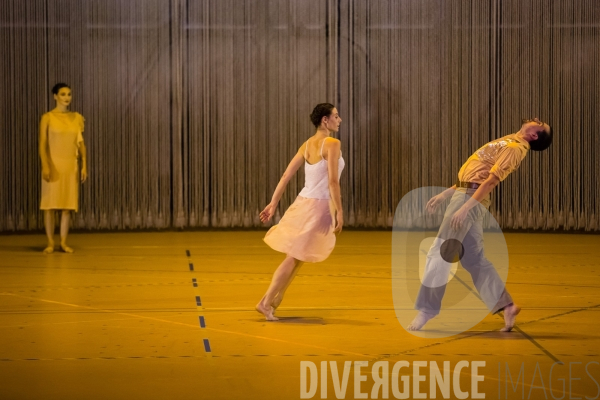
[500,303,521,332]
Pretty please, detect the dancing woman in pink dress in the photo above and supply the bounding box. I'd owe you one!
[256,103,345,321]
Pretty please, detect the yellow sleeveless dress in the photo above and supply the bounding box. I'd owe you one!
[40,111,84,211]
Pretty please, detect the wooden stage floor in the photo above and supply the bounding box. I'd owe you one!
[1,231,599,399]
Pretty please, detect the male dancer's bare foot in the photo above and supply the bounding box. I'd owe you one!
[500,303,521,332]
[255,303,279,321]
[60,243,74,253]
[43,242,54,254]
[407,311,436,331]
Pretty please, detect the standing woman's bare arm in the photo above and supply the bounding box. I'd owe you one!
[325,138,343,233]
[259,144,307,223]
[79,142,88,183]
[78,113,88,183]
[39,114,51,182]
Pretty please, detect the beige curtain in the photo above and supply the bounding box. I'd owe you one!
[1,0,598,231]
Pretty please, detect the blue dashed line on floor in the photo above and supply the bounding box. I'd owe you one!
[186,249,212,357]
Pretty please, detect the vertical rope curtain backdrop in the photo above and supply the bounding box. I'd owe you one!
[0,0,598,231]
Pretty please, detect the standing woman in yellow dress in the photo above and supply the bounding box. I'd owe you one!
[38,83,88,253]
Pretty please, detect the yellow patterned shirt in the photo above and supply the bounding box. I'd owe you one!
[457,134,530,183]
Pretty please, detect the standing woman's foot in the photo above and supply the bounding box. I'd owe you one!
[255,302,279,321]
[500,303,521,332]
[60,242,74,253]
[43,242,55,254]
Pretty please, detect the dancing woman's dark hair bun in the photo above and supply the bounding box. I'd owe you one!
[310,103,335,128]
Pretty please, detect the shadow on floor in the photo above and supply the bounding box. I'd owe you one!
[260,316,378,326]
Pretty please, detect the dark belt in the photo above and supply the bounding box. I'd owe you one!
[456,180,480,189]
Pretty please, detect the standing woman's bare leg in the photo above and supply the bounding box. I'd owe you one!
[256,256,303,320]
[60,210,74,253]
[43,210,55,254]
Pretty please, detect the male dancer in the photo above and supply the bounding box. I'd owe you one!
[408,118,553,332]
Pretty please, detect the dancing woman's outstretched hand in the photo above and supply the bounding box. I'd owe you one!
[259,203,276,223]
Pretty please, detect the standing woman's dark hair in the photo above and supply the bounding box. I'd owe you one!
[310,103,335,127]
[39,82,88,254]
[51,83,70,95]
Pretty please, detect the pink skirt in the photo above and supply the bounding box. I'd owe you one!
[264,196,336,263]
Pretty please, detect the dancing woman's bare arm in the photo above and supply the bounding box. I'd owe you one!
[325,138,343,233]
[325,138,342,213]
[259,145,306,223]
[270,149,305,205]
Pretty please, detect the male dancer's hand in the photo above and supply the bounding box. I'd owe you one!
[426,193,446,213]
[259,204,276,223]
[451,206,469,230]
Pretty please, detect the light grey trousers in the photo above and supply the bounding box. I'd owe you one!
[415,189,513,315]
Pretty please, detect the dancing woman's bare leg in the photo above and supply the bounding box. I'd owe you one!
[43,210,55,254]
[272,261,303,314]
[60,210,74,253]
[256,256,302,321]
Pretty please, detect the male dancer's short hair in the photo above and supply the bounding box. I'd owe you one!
[529,125,553,151]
